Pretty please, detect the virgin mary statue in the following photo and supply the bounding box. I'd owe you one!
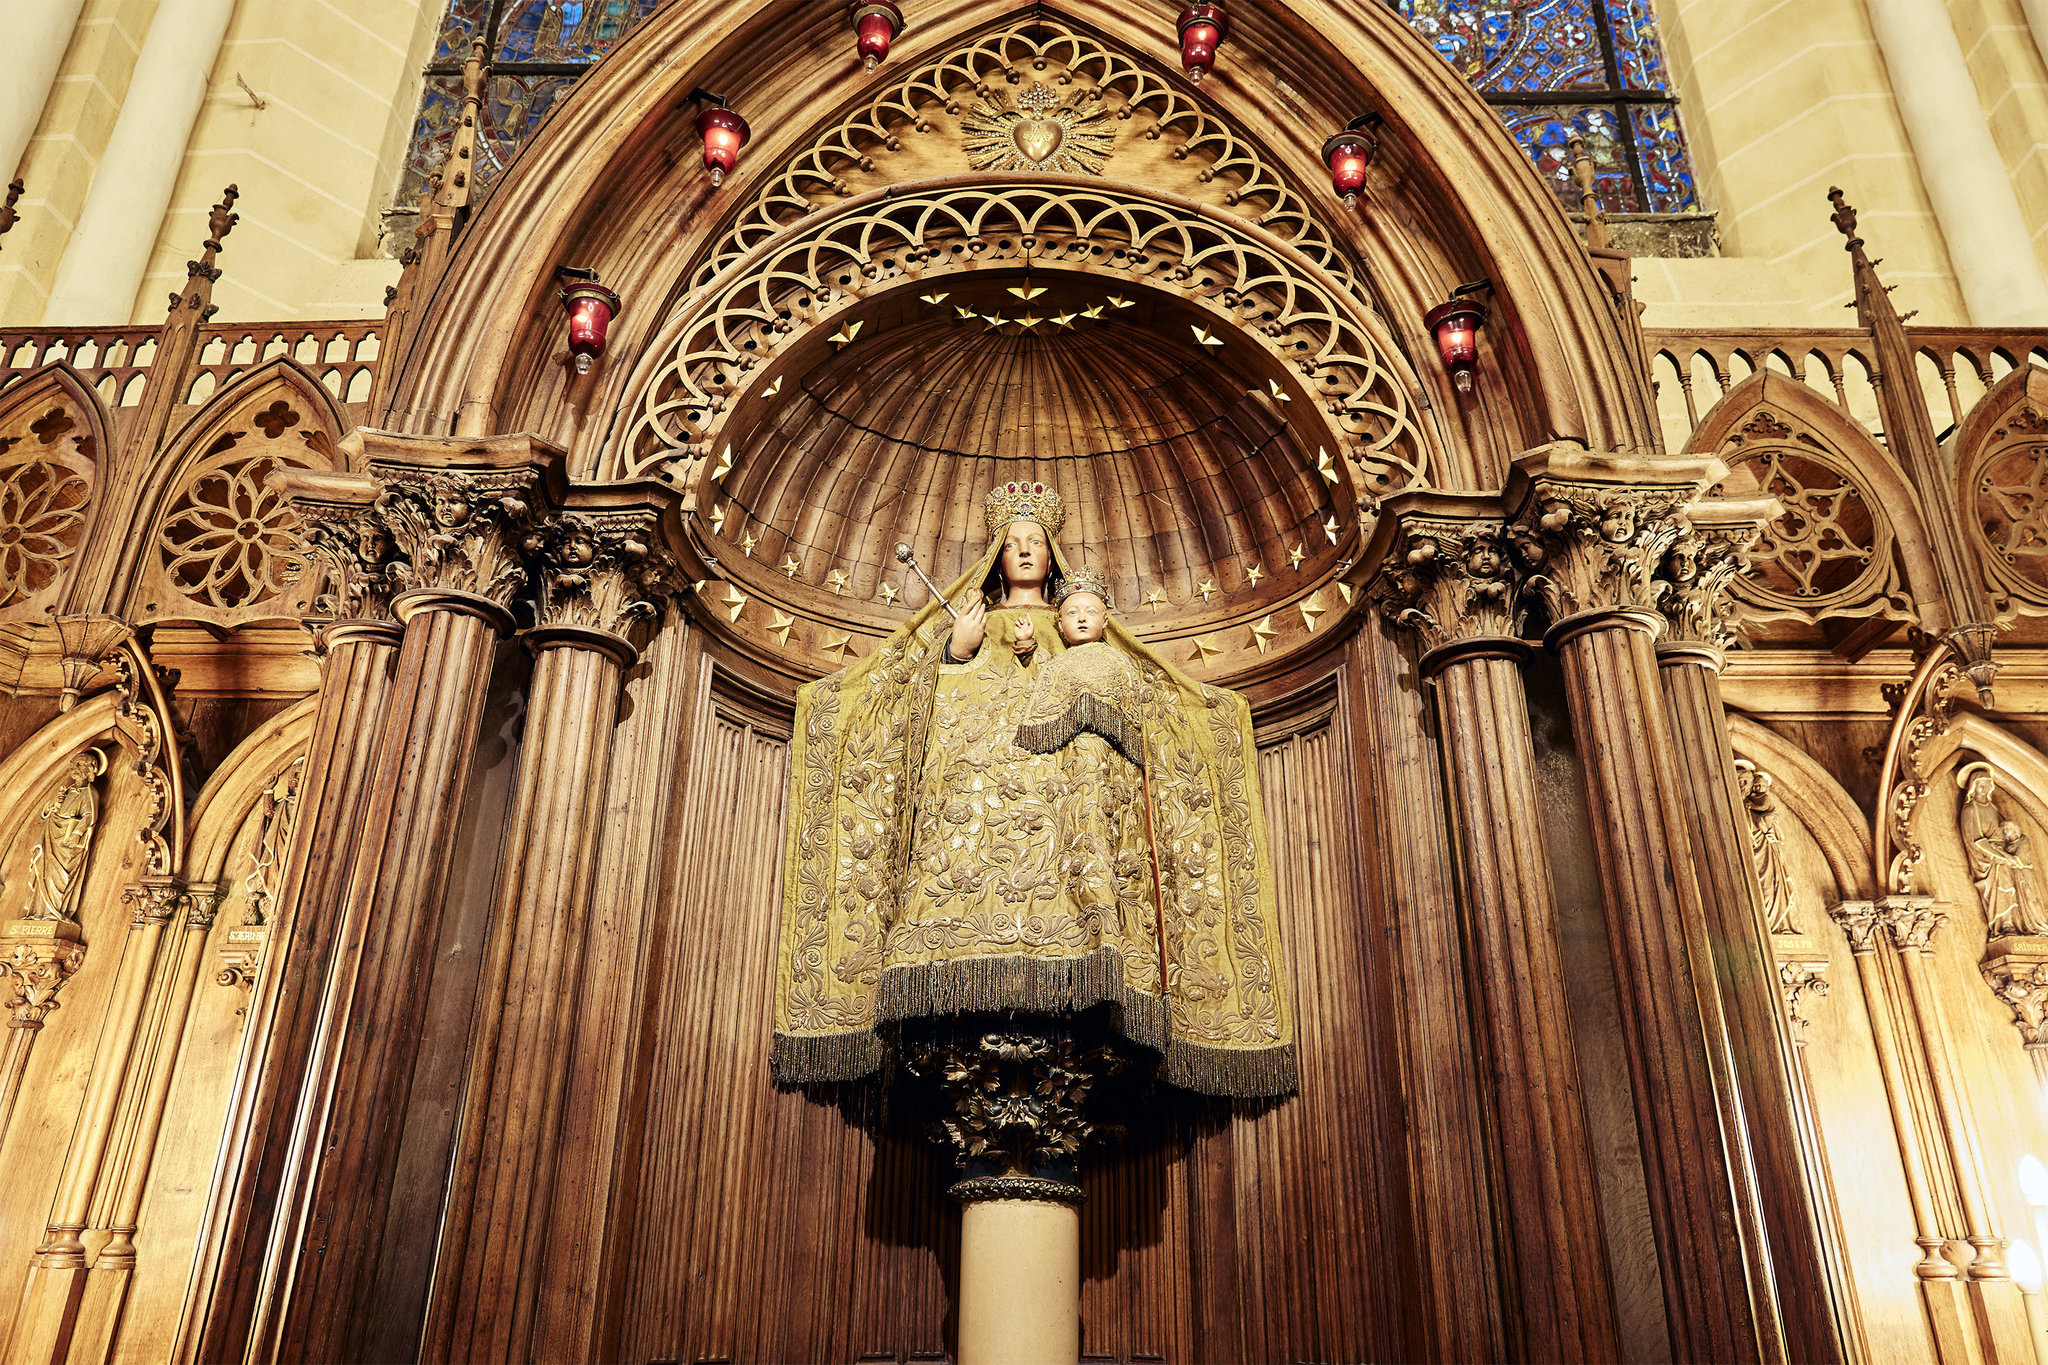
[774,481,1295,1096]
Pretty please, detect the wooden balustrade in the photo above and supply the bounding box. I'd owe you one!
[0,321,382,412]
[1645,326,2048,454]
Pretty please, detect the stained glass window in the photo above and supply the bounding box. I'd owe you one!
[1396,0,1699,216]
[399,0,673,206]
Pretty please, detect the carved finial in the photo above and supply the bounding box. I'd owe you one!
[1568,134,1611,252]
[206,185,240,251]
[1827,185,1859,250]
[0,179,22,240]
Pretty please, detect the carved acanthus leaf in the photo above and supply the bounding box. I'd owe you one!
[290,496,399,623]
[1777,958,1830,1040]
[907,1029,1124,1181]
[373,468,538,609]
[0,924,87,1029]
[526,509,679,643]
[1656,511,1770,655]
[1981,940,2048,1052]
[1510,481,1693,628]
[1374,514,1522,655]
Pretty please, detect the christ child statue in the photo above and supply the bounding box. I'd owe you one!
[1014,567,1146,767]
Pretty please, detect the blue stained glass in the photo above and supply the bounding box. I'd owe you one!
[494,0,668,63]
[433,0,492,59]
[1497,104,1639,213]
[1399,0,1609,93]
[1602,0,1671,90]
[1630,104,1699,212]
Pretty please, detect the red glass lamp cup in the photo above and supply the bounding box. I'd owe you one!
[696,105,751,188]
[1176,4,1228,83]
[1425,297,1487,395]
[1322,126,1378,208]
[562,283,622,375]
[853,0,902,72]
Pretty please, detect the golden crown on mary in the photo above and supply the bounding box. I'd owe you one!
[985,480,1068,539]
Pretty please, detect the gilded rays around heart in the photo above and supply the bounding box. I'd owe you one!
[961,81,1114,176]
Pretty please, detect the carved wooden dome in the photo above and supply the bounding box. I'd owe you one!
[706,273,1345,635]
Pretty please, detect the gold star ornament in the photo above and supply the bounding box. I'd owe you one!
[1299,594,1327,631]
[1196,577,1218,603]
[766,610,796,646]
[718,584,747,623]
[821,633,856,663]
[825,569,850,595]
[1142,588,1167,611]
[779,554,802,578]
[1249,615,1278,654]
[1244,563,1265,588]
[1288,542,1306,570]
[1190,635,1223,664]
[879,582,900,605]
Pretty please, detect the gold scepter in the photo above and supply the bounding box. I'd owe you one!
[893,543,960,619]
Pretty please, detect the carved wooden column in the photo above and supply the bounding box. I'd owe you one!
[1506,446,1773,1364]
[8,878,186,1365]
[423,481,680,1363]
[1982,940,2048,1088]
[1653,499,1848,1365]
[1829,899,2035,1365]
[260,432,561,1365]
[185,476,404,1365]
[1367,490,1618,1363]
[906,1026,1123,1365]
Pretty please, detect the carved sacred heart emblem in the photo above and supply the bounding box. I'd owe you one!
[1012,118,1064,165]
[962,80,1114,176]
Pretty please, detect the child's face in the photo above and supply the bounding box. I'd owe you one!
[1058,591,1108,644]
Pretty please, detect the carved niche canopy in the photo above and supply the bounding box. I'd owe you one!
[1954,365,2048,620]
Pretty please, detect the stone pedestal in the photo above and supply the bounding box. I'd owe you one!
[908,1027,1120,1365]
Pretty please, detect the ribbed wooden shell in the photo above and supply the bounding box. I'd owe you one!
[713,289,1343,619]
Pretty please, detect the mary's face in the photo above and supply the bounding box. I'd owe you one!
[1000,520,1050,589]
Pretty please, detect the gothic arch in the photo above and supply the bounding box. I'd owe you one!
[1949,361,2048,617]
[110,358,347,629]
[1727,713,1875,901]
[1922,715,2048,842]
[380,0,1657,477]
[184,698,315,885]
[1688,370,1942,632]
[0,363,109,623]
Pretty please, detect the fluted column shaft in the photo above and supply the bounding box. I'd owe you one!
[254,434,562,1364]
[1554,618,1766,1361]
[1654,498,1848,1365]
[186,623,401,1365]
[1509,448,1772,1364]
[425,480,680,1363]
[1368,492,1617,1362]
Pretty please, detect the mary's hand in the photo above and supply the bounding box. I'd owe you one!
[949,597,986,659]
[1011,616,1037,657]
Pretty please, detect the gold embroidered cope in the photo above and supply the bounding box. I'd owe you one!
[773,528,1295,1096]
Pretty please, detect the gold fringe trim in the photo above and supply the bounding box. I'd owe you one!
[771,1028,886,1085]
[773,947,1299,1099]
[875,947,1169,1056]
[1014,693,1145,768]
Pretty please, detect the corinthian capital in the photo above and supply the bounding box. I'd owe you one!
[1362,491,1524,669]
[524,481,684,663]
[268,469,399,624]
[1981,939,2048,1053]
[1654,497,1781,665]
[1503,446,1725,645]
[0,921,86,1031]
[346,429,567,625]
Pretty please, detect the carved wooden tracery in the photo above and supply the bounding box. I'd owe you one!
[611,178,1429,504]
[685,17,1367,307]
[0,368,103,620]
[1688,372,1929,632]
[1954,364,2048,618]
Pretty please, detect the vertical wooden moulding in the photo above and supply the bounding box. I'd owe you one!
[1657,653,1850,1365]
[1433,648,1621,1362]
[268,602,507,1364]
[1553,618,1771,1364]
[182,625,400,1365]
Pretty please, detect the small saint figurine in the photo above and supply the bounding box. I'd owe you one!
[1959,762,2048,938]
[21,748,107,924]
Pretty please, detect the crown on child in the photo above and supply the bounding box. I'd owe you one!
[1055,565,1113,610]
[985,481,1068,539]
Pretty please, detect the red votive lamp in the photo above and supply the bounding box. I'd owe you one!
[853,0,903,72]
[1322,117,1380,208]
[1177,3,1227,83]
[1426,294,1488,395]
[696,104,751,188]
[561,282,621,375]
